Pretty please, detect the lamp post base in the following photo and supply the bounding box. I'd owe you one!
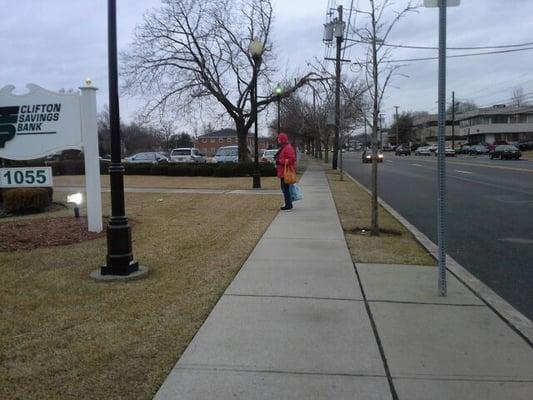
[252,171,261,189]
[101,220,139,276]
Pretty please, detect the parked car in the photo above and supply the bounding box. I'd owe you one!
[395,145,411,156]
[124,152,168,164]
[170,148,206,163]
[468,145,488,155]
[260,149,278,164]
[489,145,521,160]
[214,145,239,163]
[456,145,471,155]
[414,146,432,156]
[435,147,456,157]
[362,148,384,163]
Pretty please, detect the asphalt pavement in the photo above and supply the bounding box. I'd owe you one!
[342,152,533,321]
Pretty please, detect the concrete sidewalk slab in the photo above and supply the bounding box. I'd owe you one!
[394,379,533,400]
[370,302,533,380]
[155,370,392,400]
[226,259,363,300]
[358,264,484,305]
[176,295,385,376]
[248,237,352,262]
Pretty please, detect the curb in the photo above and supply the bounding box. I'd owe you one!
[341,170,533,347]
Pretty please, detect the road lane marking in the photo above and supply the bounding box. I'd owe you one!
[454,170,473,175]
[410,163,422,167]
[405,157,533,173]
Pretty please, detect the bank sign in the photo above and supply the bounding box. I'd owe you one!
[0,84,82,160]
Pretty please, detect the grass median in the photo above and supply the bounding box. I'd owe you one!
[0,191,280,400]
[326,168,436,266]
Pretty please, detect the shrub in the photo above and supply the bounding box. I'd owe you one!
[2,188,51,213]
[150,164,169,176]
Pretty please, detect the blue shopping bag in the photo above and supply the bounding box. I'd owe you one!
[289,184,303,202]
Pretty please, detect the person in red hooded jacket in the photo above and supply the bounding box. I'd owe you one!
[274,133,297,210]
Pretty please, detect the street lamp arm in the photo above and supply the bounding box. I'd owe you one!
[256,72,327,107]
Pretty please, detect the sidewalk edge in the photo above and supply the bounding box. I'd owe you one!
[342,170,533,346]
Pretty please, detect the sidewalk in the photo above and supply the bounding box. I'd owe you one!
[154,165,533,399]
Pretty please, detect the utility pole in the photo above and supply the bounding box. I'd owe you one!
[395,106,400,146]
[332,5,344,170]
[451,91,455,149]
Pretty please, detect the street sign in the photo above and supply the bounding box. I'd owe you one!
[0,167,52,188]
[424,0,460,7]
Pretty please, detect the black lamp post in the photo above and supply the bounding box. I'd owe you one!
[101,0,139,276]
[249,38,263,189]
[274,84,283,135]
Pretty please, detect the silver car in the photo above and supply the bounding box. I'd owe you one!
[214,146,239,163]
[170,148,206,163]
[125,152,168,164]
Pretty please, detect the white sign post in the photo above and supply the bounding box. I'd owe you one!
[0,82,102,232]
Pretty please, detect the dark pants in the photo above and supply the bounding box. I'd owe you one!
[280,178,293,208]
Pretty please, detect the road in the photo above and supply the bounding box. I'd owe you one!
[342,152,533,320]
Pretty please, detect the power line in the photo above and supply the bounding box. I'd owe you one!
[345,39,533,51]
[383,46,533,63]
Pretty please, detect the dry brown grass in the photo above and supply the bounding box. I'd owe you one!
[0,191,279,400]
[326,168,436,266]
[521,150,533,160]
[54,174,280,190]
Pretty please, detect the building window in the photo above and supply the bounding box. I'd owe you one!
[227,137,232,143]
[210,138,215,143]
[510,114,527,124]
[219,137,224,143]
[528,114,533,124]
[201,138,207,143]
[491,115,508,124]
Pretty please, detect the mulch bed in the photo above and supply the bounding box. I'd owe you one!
[0,217,107,252]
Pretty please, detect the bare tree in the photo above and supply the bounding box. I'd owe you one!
[123,0,319,161]
[352,0,416,236]
[511,86,529,107]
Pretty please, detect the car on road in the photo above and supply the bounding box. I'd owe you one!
[468,145,489,155]
[214,145,239,163]
[489,145,521,160]
[362,148,384,163]
[124,152,168,164]
[395,145,411,156]
[260,149,278,164]
[414,146,432,156]
[170,148,206,163]
[435,147,456,157]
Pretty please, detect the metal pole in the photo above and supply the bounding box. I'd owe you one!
[101,0,139,276]
[437,0,448,296]
[277,95,281,135]
[252,55,261,189]
[332,5,343,170]
[451,91,455,149]
[395,106,399,146]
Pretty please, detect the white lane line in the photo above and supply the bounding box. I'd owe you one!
[386,160,393,164]
[410,163,422,167]
[455,170,473,175]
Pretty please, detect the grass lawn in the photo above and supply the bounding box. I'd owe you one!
[54,174,281,190]
[327,168,436,266]
[521,150,533,160]
[0,191,280,399]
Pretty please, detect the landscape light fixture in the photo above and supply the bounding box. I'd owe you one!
[249,37,263,189]
[67,192,83,219]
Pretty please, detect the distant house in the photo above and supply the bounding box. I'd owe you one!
[457,105,533,144]
[195,128,272,156]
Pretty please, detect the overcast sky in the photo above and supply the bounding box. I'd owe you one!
[3,0,533,132]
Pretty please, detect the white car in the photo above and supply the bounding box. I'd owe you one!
[435,147,456,157]
[260,149,278,164]
[415,146,432,156]
[170,148,206,163]
[214,145,239,163]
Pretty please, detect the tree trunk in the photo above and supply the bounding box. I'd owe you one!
[235,120,250,162]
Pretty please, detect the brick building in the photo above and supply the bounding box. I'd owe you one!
[195,128,273,156]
